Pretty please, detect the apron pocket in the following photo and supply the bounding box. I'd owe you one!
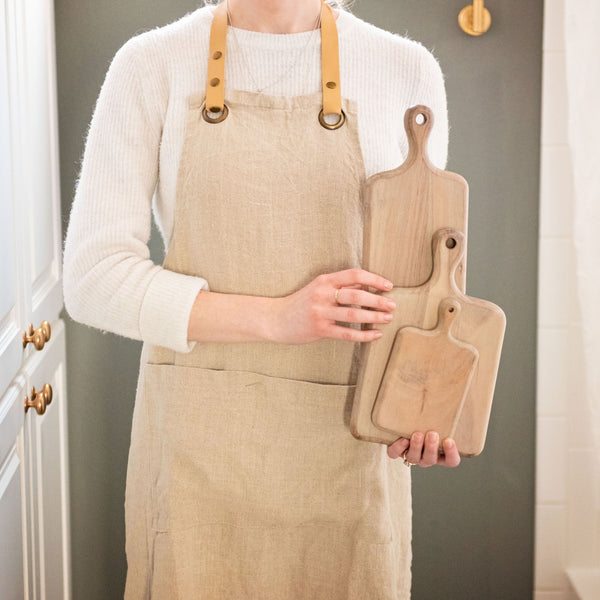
[143,362,394,543]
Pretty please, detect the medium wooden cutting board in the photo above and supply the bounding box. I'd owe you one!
[350,229,505,456]
[363,105,469,291]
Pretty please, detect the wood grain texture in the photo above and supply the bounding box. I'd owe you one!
[350,229,506,456]
[372,298,479,445]
[362,105,469,291]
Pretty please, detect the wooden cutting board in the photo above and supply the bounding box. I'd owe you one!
[372,298,479,443]
[350,228,506,456]
[363,105,469,291]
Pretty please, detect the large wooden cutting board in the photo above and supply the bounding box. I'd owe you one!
[350,229,505,456]
[363,105,469,290]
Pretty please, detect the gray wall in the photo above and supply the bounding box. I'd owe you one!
[369,3,541,598]
[55,1,541,598]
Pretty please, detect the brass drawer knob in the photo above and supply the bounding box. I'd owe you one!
[24,384,53,416]
[23,321,51,350]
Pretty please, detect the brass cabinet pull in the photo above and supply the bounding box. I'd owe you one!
[459,0,492,36]
[22,321,51,350]
[24,384,53,416]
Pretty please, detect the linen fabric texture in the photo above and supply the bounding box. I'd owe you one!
[125,89,412,599]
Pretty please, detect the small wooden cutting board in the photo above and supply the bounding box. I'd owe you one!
[350,228,505,456]
[363,105,469,291]
[372,298,479,444]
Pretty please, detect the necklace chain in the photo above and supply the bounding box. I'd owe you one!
[225,0,322,94]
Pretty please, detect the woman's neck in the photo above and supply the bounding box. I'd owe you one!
[225,0,324,34]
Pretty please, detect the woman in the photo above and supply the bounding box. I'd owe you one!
[63,0,461,598]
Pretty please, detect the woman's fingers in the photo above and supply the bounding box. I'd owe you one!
[420,431,440,467]
[328,305,394,326]
[404,432,424,464]
[273,268,394,345]
[387,437,410,459]
[325,324,383,343]
[327,268,393,292]
[387,432,461,469]
[437,438,461,468]
[310,269,396,341]
[335,287,396,312]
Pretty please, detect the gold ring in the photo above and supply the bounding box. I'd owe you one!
[334,289,340,304]
[402,450,418,467]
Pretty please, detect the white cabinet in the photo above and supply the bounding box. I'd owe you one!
[22,325,71,600]
[0,379,27,600]
[0,0,71,597]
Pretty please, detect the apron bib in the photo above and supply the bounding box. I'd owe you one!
[124,3,411,598]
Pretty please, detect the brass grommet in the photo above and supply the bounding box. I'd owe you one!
[212,50,223,60]
[326,81,337,89]
[318,109,346,130]
[202,104,229,124]
[209,77,221,87]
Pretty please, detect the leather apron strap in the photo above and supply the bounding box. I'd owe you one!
[203,0,345,129]
[319,1,345,129]
[204,1,229,122]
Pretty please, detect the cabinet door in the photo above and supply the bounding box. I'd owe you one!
[0,378,28,600]
[0,0,25,398]
[24,321,71,600]
[0,0,70,597]
[19,0,64,327]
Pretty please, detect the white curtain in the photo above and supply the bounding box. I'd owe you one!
[564,1,600,461]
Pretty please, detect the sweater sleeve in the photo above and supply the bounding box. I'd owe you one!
[63,37,208,353]
[414,46,449,170]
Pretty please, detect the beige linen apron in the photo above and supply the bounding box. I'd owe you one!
[124,3,411,598]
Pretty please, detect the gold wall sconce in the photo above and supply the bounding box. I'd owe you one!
[459,0,492,36]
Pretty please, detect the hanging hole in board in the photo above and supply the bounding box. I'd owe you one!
[415,113,427,125]
[446,237,457,249]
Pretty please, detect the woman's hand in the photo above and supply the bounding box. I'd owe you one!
[188,268,394,344]
[271,268,395,345]
[387,431,461,468]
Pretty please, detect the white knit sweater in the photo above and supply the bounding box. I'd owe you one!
[63,5,448,354]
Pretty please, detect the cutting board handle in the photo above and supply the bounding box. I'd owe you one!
[429,228,466,293]
[439,297,462,334]
[405,105,435,165]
